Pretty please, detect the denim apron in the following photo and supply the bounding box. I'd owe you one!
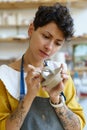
[20,55,64,130]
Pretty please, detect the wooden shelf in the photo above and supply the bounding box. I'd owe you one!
[0,37,29,43]
[0,1,61,9]
[72,67,87,75]
[71,67,87,76]
[0,36,87,44]
[0,58,15,63]
[0,1,78,10]
[0,35,86,46]
[74,67,87,72]
[71,36,87,45]
[0,25,28,28]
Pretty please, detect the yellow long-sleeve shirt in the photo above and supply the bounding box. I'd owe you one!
[0,65,86,130]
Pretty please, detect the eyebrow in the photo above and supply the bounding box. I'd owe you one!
[45,31,64,42]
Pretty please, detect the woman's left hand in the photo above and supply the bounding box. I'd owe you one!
[43,64,69,103]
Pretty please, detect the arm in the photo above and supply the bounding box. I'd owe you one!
[45,65,85,130]
[49,91,81,130]
[0,65,41,130]
[6,65,41,130]
[0,80,35,130]
[6,93,34,130]
[55,99,81,130]
[49,78,86,130]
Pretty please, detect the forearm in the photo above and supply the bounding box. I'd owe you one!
[6,94,34,130]
[55,104,81,130]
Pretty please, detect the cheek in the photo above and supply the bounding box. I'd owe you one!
[31,34,42,45]
[30,38,41,51]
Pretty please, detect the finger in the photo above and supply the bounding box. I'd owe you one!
[25,73,40,86]
[27,64,35,72]
[34,78,40,86]
[61,73,69,80]
[60,63,67,72]
[27,64,40,75]
[27,64,41,75]
[27,72,40,84]
[60,63,64,70]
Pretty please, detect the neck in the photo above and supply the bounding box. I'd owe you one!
[23,52,44,70]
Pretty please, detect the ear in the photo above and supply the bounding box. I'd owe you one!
[28,23,34,37]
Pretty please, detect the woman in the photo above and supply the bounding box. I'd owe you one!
[0,3,86,130]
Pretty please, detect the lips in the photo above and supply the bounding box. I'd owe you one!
[39,50,49,58]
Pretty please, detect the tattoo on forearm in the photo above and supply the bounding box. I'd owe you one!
[9,99,25,128]
[55,105,80,130]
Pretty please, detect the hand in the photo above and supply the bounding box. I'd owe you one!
[25,64,41,99]
[43,64,69,103]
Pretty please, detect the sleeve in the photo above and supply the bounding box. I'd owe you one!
[64,75,86,130]
[0,80,18,130]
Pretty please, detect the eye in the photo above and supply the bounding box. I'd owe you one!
[55,42,62,46]
[55,39,64,46]
[42,34,50,39]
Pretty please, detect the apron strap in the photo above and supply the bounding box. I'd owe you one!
[20,55,25,100]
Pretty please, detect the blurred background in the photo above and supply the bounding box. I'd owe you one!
[0,0,87,129]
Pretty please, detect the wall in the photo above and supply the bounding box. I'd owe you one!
[0,7,87,61]
[72,8,87,36]
[0,8,36,61]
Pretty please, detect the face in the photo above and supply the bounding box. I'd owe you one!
[28,22,65,62]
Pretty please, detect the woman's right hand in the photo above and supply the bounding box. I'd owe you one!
[25,64,41,99]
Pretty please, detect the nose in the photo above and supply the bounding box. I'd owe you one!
[44,41,53,51]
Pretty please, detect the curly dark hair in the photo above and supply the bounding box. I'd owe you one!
[33,3,74,41]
